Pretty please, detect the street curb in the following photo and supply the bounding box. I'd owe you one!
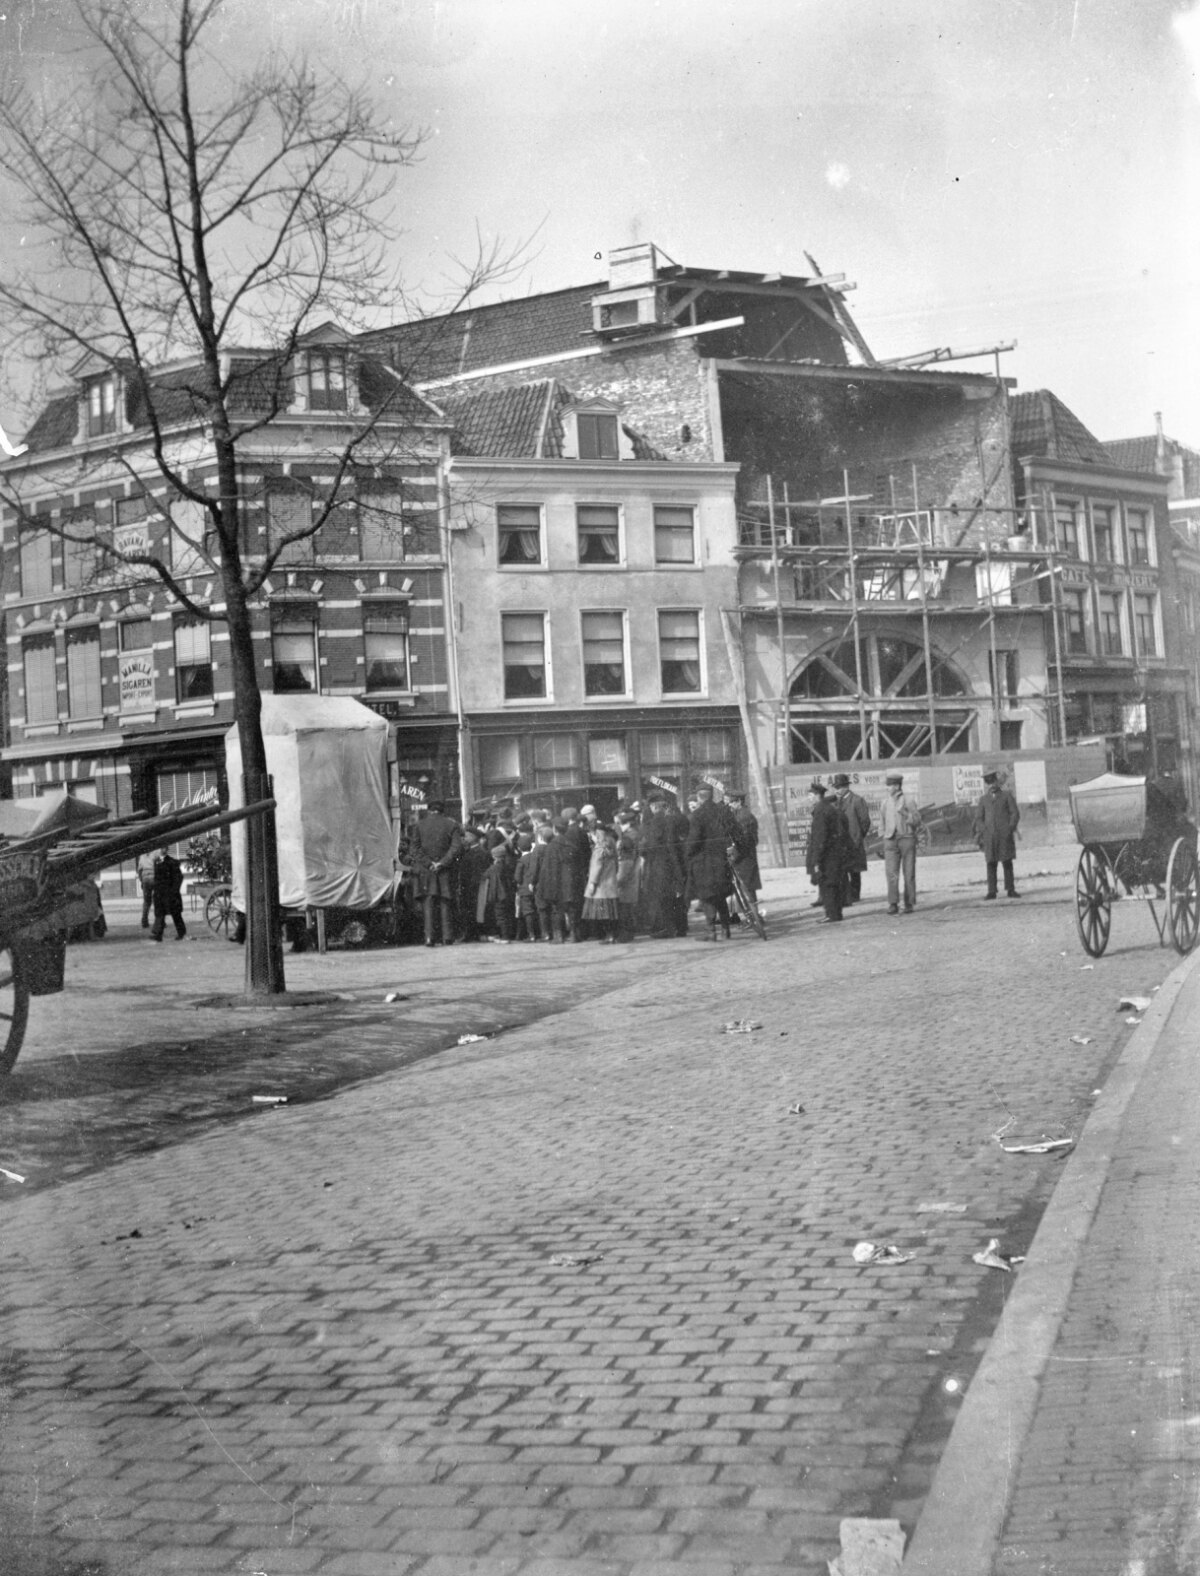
[901,942,1200,1575]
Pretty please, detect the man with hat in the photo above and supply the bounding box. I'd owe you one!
[973,769,1021,899]
[878,772,920,915]
[725,790,761,911]
[805,782,849,923]
[685,783,737,940]
[638,792,686,938]
[832,773,872,906]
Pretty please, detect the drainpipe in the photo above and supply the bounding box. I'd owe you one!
[440,455,471,816]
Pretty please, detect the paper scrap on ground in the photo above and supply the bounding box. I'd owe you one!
[723,1019,762,1034]
[999,1136,1074,1155]
[1069,1034,1093,1045]
[852,1241,913,1266]
[252,1095,287,1105]
[827,1515,906,1576]
[0,1167,25,1183]
[972,1237,1024,1273]
[550,1252,603,1270]
[384,992,410,1003]
[916,1201,966,1214]
[787,1102,806,1116]
[1118,995,1152,1013]
[457,1033,489,1044]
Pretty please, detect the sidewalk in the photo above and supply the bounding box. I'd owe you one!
[904,941,1200,1574]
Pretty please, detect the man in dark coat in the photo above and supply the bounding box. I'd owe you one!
[149,846,186,941]
[973,770,1021,899]
[558,808,592,940]
[455,828,492,942]
[664,793,692,935]
[534,819,580,941]
[805,782,848,923]
[726,791,761,899]
[832,773,872,906]
[685,785,736,941]
[407,800,463,946]
[638,793,687,938]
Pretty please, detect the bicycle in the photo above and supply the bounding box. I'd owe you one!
[727,856,768,940]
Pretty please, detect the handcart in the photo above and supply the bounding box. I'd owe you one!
[1069,772,1199,958]
[0,795,273,1074]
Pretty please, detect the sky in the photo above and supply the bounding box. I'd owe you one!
[3,0,1199,446]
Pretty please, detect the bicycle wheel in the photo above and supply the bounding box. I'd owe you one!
[0,945,31,1075]
[731,871,767,940]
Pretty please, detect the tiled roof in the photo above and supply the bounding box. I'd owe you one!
[23,393,80,452]
[1101,436,1160,473]
[368,285,602,384]
[1008,390,1109,465]
[439,381,556,458]
[1102,435,1200,497]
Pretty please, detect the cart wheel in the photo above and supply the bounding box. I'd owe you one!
[204,885,234,937]
[1166,836,1200,955]
[1075,846,1112,958]
[0,945,31,1075]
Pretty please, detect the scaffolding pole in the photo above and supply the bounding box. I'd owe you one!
[767,475,790,765]
[1045,486,1069,745]
[904,465,939,752]
[843,468,870,760]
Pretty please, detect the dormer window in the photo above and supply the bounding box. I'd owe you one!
[306,349,348,412]
[561,400,634,462]
[577,413,619,461]
[87,374,118,436]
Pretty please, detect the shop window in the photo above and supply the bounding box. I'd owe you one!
[1097,593,1123,656]
[498,504,543,567]
[1092,506,1115,563]
[305,349,348,412]
[22,634,57,723]
[581,610,626,696]
[658,609,702,693]
[577,504,621,566]
[501,612,548,699]
[363,603,409,691]
[19,529,52,598]
[479,735,521,792]
[1134,595,1157,657]
[588,736,629,776]
[641,730,683,769]
[174,614,213,701]
[577,413,619,461]
[271,607,318,693]
[654,505,696,564]
[1127,509,1151,565]
[533,733,582,788]
[66,627,101,717]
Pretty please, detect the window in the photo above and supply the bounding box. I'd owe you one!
[1054,501,1080,556]
[1127,509,1151,565]
[1097,592,1123,655]
[62,509,97,588]
[658,609,702,693]
[1000,720,1024,751]
[358,488,407,561]
[577,413,619,461]
[272,608,318,693]
[174,615,213,701]
[1063,590,1089,654]
[654,505,696,565]
[66,627,101,717]
[533,734,582,788]
[22,635,57,724]
[120,618,153,653]
[989,649,1019,704]
[363,603,409,690]
[581,610,627,697]
[19,530,52,598]
[497,504,543,566]
[588,736,629,776]
[1092,505,1115,563]
[306,349,348,412]
[577,504,620,566]
[170,497,208,575]
[118,617,156,714]
[1134,595,1157,656]
[479,735,521,793]
[113,495,151,559]
[87,374,117,437]
[501,612,547,699]
[267,486,313,565]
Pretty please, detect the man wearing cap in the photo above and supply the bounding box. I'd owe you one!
[805,782,849,923]
[879,772,920,914]
[832,774,872,906]
[973,770,1021,899]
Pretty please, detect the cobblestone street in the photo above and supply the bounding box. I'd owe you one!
[0,867,1181,1575]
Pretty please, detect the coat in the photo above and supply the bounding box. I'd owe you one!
[584,840,619,902]
[685,799,735,903]
[729,806,761,891]
[638,813,685,910]
[615,829,641,905]
[836,790,872,875]
[152,851,184,912]
[533,836,578,908]
[806,798,848,881]
[973,787,1020,862]
[407,811,463,898]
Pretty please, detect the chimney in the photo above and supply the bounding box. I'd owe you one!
[608,244,659,292]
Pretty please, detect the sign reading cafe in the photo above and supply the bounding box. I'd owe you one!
[119,653,155,712]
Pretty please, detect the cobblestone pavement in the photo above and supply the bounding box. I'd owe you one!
[0,868,1180,1576]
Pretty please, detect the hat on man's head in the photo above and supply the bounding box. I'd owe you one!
[886,773,904,786]
[580,804,597,818]
[647,792,665,805]
[831,773,851,788]
[808,782,826,797]
[726,790,745,803]
[983,770,999,785]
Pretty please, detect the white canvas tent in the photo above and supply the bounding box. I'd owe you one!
[226,696,394,911]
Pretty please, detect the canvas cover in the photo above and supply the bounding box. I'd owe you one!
[227,696,394,911]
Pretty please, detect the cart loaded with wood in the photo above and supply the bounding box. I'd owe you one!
[0,794,274,1073]
[1069,771,1200,958]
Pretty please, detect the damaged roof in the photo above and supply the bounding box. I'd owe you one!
[1009,390,1110,466]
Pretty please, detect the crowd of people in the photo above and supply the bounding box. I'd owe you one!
[401,784,763,947]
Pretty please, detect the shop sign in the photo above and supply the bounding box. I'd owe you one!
[647,774,679,798]
[114,522,151,558]
[953,763,985,804]
[398,783,427,802]
[119,654,155,712]
[0,848,46,912]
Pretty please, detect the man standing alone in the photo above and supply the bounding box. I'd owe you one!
[879,773,920,915]
[974,770,1021,899]
[407,800,463,946]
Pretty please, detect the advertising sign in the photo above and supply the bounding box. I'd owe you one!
[784,768,907,854]
[953,763,985,805]
[118,654,155,712]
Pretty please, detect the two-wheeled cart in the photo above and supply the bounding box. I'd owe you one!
[0,796,273,1073]
[1069,772,1200,959]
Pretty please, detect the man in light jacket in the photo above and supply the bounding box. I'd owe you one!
[879,773,920,915]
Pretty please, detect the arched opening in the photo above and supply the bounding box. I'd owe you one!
[788,633,976,763]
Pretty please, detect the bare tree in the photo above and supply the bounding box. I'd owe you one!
[0,0,523,992]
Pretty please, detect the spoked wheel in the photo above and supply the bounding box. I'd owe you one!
[731,871,767,940]
[1166,836,1200,955]
[204,885,234,937]
[0,945,31,1075]
[1075,846,1112,958]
